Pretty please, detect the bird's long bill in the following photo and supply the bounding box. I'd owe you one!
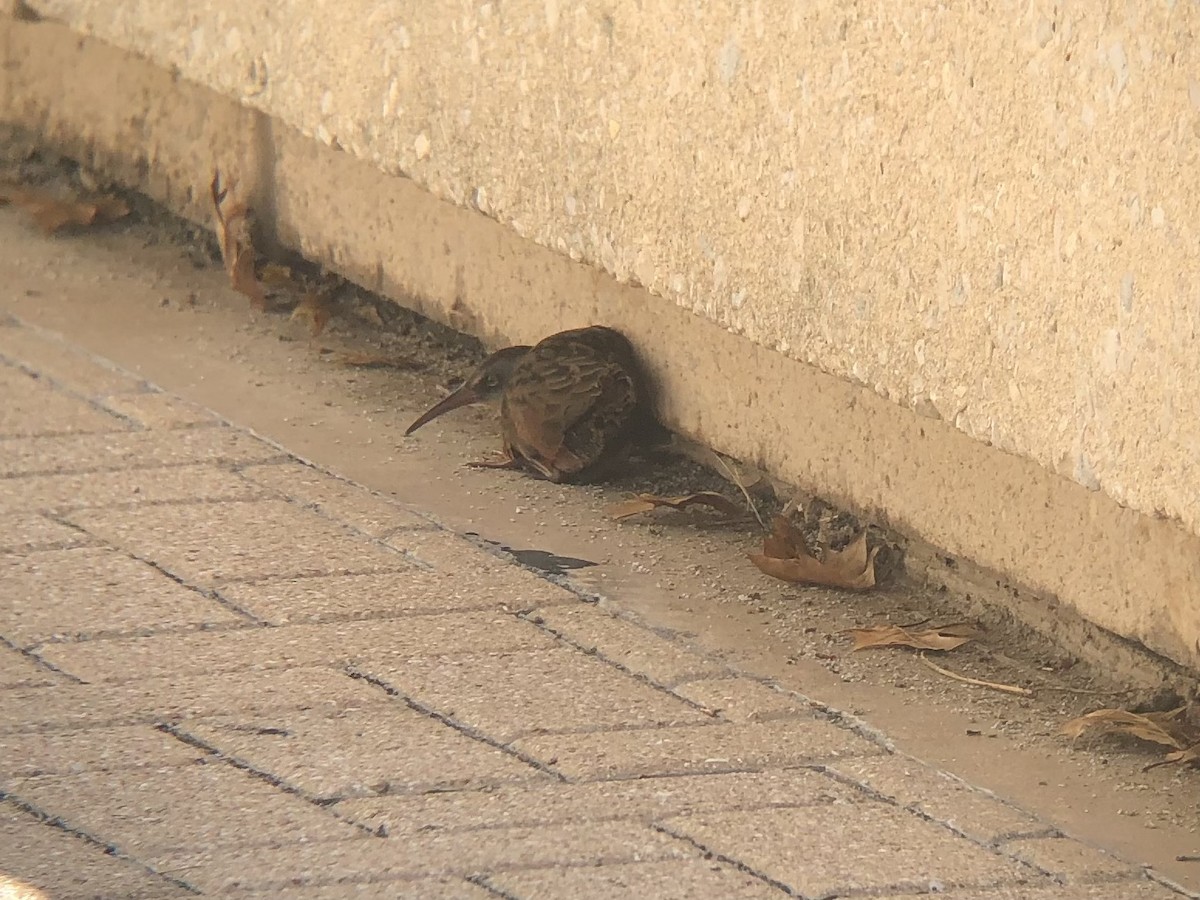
[404,385,481,435]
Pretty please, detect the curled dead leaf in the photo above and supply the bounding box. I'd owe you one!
[607,491,744,521]
[844,623,978,652]
[0,182,128,234]
[210,171,265,309]
[749,515,878,591]
[1060,708,1189,750]
[761,513,803,560]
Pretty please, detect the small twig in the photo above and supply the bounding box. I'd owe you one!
[710,451,766,531]
[918,653,1034,697]
[1175,855,1200,862]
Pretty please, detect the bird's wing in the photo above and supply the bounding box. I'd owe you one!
[502,342,634,478]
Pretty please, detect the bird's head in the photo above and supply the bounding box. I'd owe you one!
[404,344,530,435]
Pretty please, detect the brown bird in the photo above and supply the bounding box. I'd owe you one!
[405,325,657,483]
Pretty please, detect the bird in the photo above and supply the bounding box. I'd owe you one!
[405,325,658,483]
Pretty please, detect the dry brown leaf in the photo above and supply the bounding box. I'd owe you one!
[845,623,978,652]
[210,171,265,309]
[326,350,424,370]
[761,513,803,560]
[0,182,128,234]
[1060,708,1189,750]
[290,292,331,337]
[749,515,878,590]
[607,491,745,521]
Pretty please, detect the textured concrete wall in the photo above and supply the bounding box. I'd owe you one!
[21,0,1200,537]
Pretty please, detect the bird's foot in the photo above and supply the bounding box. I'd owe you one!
[465,451,522,471]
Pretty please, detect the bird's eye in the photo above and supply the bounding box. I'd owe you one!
[482,374,499,388]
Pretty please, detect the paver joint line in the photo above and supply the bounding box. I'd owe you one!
[467,873,522,899]
[212,565,421,587]
[651,823,800,897]
[0,792,202,896]
[0,633,82,684]
[819,761,1068,886]
[344,666,569,784]
[520,611,728,708]
[25,617,264,649]
[0,351,150,425]
[155,722,382,836]
[97,540,270,625]
[997,826,1067,843]
[28,530,272,629]
[0,454,294,481]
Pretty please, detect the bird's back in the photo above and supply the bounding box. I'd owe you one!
[501,326,648,481]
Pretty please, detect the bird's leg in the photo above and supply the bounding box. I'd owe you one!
[465,445,522,471]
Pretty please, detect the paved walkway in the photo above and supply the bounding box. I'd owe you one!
[0,314,1185,899]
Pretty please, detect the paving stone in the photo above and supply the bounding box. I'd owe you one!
[1003,835,1143,883]
[359,647,712,743]
[0,646,60,689]
[39,610,554,682]
[0,325,1179,899]
[180,703,543,800]
[0,364,125,437]
[513,717,880,779]
[0,547,243,647]
[97,390,221,429]
[0,427,281,477]
[155,821,688,891]
[663,802,1038,897]
[533,605,727,685]
[0,327,146,396]
[870,881,1180,899]
[0,802,192,899]
[241,461,432,535]
[671,676,812,722]
[12,761,363,857]
[66,498,411,585]
[0,666,385,732]
[486,858,788,899]
[828,755,1043,844]
[0,512,91,552]
[0,462,263,513]
[217,567,570,625]
[338,768,858,835]
[0,724,203,780]
[227,879,498,899]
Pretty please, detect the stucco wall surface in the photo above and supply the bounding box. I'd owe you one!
[19,0,1200,536]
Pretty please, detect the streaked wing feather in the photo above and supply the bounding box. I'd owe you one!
[501,330,638,479]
